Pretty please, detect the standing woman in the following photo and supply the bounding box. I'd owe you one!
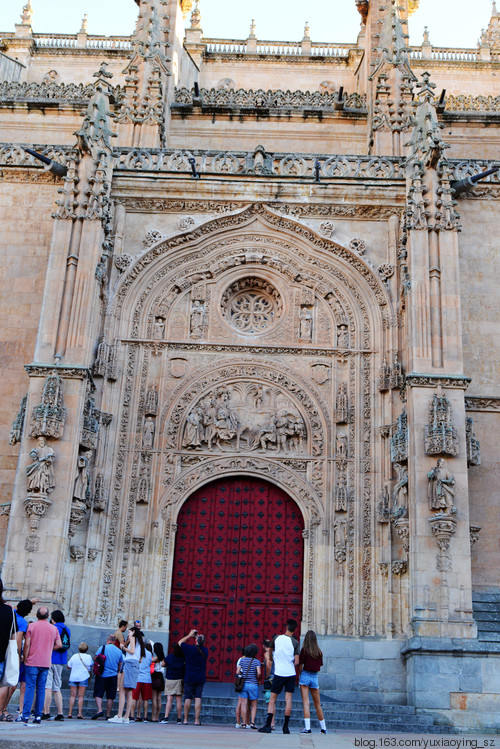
[151,643,165,722]
[235,643,261,730]
[110,626,145,724]
[262,640,275,731]
[298,630,327,734]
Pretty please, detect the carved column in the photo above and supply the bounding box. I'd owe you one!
[404,74,476,641]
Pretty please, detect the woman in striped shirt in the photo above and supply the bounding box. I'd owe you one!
[236,644,261,729]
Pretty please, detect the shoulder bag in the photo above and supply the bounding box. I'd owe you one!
[0,608,19,687]
[234,657,254,693]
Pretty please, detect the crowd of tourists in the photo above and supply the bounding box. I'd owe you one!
[0,579,327,733]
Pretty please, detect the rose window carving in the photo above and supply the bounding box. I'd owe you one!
[221,277,282,334]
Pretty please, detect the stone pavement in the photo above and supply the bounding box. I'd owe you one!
[0,722,493,749]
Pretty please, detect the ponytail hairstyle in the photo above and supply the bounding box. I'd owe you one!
[302,630,322,660]
[131,626,146,659]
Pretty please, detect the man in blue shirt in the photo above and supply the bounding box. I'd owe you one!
[178,629,208,726]
[42,610,70,721]
[92,635,124,720]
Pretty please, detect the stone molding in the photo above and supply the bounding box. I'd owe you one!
[173,85,367,111]
[405,374,471,390]
[465,396,500,412]
[25,364,92,380]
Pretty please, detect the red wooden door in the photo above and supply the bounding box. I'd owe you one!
[168,477,304,681]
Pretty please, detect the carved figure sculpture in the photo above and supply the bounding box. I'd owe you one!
[73,450,92,504]
[427,458,456,513]
[333,516,347,563]
[335,383,349,424]
[335,475,348,512]
[276,410,294,452]
[183,408,203,448]
[190,299,204,338]
[299,306,313,341]
[259,415,278,451]
[289,416,306,452]
[142,416,155,448]
[153,316,166,340]
[336,433,348,459]
[215,397,239,447]
[392,463,408,518]
[26,437,55,495]
[200,397,217,449]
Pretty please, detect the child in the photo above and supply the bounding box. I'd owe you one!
[67,643,92,719]
[298,630,327,735]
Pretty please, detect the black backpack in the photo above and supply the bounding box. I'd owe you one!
[59,626,71,652]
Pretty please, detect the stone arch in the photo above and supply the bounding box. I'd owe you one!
[110,203,393,352]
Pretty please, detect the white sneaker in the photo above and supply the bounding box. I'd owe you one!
[235,723,241,728]
[122,718,130,724]
[108,716,124,724]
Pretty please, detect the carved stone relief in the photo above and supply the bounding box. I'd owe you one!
[26,437,55,496]
[465,417,481,467]
[30,373,66,440]
[428,458,456,514]
[220,277,282,335]
[391,410,408,463]
[10,394,27,445]
[424,390,459,456]
[181,382,307,454]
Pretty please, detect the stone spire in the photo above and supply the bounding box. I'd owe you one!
[116,0,171,148]
[482,0,500,48]
[367,0,417,156]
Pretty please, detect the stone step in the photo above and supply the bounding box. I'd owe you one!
[477,631,500,642]
[472,602,500,614]
[476,621,500,632]
[472,609,500,620]
[472,592,500,604]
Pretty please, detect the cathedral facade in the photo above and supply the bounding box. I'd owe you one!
[1,0,499,730]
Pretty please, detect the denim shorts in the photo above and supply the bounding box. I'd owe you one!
[299,670,319,689]
[240,682,258,700]
[69,679,89,687]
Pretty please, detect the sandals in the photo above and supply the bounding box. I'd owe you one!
[0,714,13,722]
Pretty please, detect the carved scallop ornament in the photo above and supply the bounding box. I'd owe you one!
[220,276,283,335]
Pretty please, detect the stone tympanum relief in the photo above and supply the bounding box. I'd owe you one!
[182,383,307,454]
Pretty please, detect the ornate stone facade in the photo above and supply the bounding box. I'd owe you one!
[0,0,499,731]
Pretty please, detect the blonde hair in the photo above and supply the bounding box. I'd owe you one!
[78,642,89,653]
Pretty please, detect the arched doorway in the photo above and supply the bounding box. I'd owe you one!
[168,476,304,681]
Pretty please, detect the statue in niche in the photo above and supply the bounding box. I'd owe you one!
[335,382,350,424]
[299,306,313,341]
[183,408,203,448]
[189,300,205,338]
[142,416,155,449]
[335,475,348,512]
[26,437,55,495]
[153,316,166,340]
[73,450,92,504]
[392,463,408,519]
[336,433,348,459]
[145,384,158,416]
[259,415,278,451]
[427,458,456,514]
[337,323,349,348]
[333,516,347,547]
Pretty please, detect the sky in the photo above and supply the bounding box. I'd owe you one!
[0,0,495,49]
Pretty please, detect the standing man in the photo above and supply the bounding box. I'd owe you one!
[21,607,62,725]
[92,635,124,720]
[178,629,208,726]
[42,610,70,721]
[259,618,300,734]
[113,620,128,646]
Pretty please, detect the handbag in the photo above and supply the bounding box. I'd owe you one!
[234,657,254,693]
[151,670,165,691]
[0,608,19,687]
[93,645,106,676]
